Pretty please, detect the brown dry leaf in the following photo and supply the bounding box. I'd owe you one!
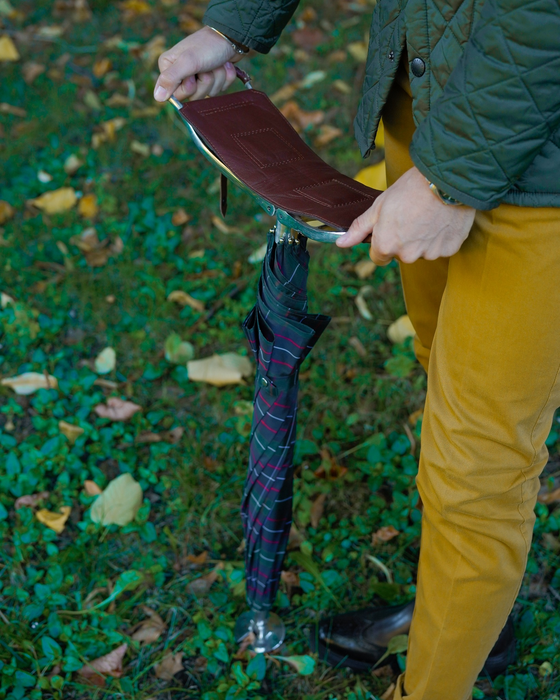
[310,493,327,528]
[78,194,98,218]
[59,420,85,443]
[178,12,202,33]
[211,214,237,235]
[120,0,152,17]
[29,188,77,214]
[154,651,184,680]
[354,259,377,280]
[130,140,150,157]
[79,643,128,687]
[292,27,325,50]
[36,506,71,534]
[187,353,253,387]
[1,372,58,395]
[281,570,300,588]
[288,523,304,549]
[0,200,14,224]
[314,125,343,148]
[84,480,103,496]
[280,100,324,133]
[69,228,122,267]
[348,41,368,62]
[355,286,374,321]
[387,315,415,344]
[315,448,348,480]
[408,408,423,427]
[372,526,400,545]
[131,606,167,644]
[95,397,142,421]
[234,632,256,658]
[15,491,49,510]
[348,336,367,358]
[186,551,209,566]
[167,290,204,312]
[22,61,45,84]
[136,431,163,444]
[372,664,394,678]
[171,208,191,226]
[93,57,112,77]
[0,102,26,117]
[333,79,352,94]
[0,35,19,61]
[187,562,224,595]
[538,488,560,505]
[143,35,165,66]
[270,83,298,105]
[380,682,396,700]
[164,426,184,443]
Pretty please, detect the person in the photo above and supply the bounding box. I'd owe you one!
[153,1,560,697]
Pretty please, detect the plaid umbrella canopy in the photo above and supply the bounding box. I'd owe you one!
[242,228,331,612]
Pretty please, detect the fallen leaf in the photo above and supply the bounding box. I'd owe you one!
[187,352,253,387]
[211,214,237,234]
[270,83,298,105]
[59,420,85,443]
[92,57,112,77]
[69,227,122,267]
[538,488,560,505]
[292,27,325,50]
[154,651,184,680]
[1,372,58,395]
[380,682,396,700]
[15,491,49,509]
[248,242,268,264]
[280,100,324,133]
[354,161,387,191]
[64,154,82,175]
[171,208,190,226]
[349,336,367,358]
[372,526,400,545]
[281,570,300,588]
[348,41,368,62]
[408,408,423,427]
[164,333,195,364]
[94,347,116,374]
[354,259,377,279]
[120,0,152,18]
[0,35,19,61]
[0,200,14,224]
[90,473,143,526]
[387,315,415,344]
[167,290,204,312]
[310,493,327,528]
[78,193,98,218]
[37,170,53,184]
[84,480,103,496]
[0,102,26,117]
[130,140,150,157]
[314,125,343,148]
[187,562,224,595]
[37,25,65,38]
[22,61,45,83]
[142,35,165,66]
[29,188,77,214]
[95,397,142,421]
[300,69,327,89]
[314,448,348,480]
[131,606,167,644]
[186,551,209,565]
[276,655,315,676]
[36,506,71,534]
[333,79,352,94]
[1,292,14,308]
[165,426,184,443]
[79,644,128,687]
[355,286,374,321]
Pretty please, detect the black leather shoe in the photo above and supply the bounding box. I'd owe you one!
[309,601,516,678]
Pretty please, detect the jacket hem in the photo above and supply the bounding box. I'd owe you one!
[202,14,276,54]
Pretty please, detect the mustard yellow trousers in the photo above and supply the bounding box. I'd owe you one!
[382,76,560,699]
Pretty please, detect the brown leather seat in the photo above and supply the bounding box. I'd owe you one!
[180,89,381,230]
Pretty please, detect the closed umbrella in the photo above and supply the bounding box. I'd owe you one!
[234,227,330,650]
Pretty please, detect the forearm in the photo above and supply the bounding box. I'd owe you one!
[410,0,560,210]
[203,0,301,54]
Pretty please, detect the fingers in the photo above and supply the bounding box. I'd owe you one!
[336,201,380,248]
[154,47,200,102]
[208,65,228,97]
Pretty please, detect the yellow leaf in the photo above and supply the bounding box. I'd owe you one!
[120,0,152,15]
[130,140,150,157]
[314,125,343,148]
[347,41,368,62]
[30,187,77,214]
[59,420,85,443]
[355,286,374,321]
[211,215,237,235]
[78,193,98,218]
[1,371,58,395]
[0,35,19,61]
[94,347,116,374]
[0,200,14,224]
[354,162,387,191]
[387,315,415,344]
[154,651,184,680]
[167,290,204,312]
[354,259,377,280]
[36,506,71,534]
[84,480,103,496]
[171,208,190,226]
[92,57,112,77]
[1,292,14,308]
[187,352,253,387]
[64,154,82,175]
[90,473,143,526]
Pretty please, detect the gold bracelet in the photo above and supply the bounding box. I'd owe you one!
[207,25,250,55]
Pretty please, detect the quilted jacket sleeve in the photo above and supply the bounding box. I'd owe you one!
[410,0,560,210]
[203,0,301,54]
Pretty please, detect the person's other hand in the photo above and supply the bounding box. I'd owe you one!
[154,26,240,103]
[336,166,476,264]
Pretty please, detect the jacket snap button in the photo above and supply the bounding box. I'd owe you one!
[411,57,426,77]
[260,377,269,387]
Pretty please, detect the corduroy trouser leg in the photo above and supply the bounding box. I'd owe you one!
[382,77,560,699]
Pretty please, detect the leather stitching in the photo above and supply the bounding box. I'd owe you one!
[232,128,304,168]
[295,179,373,208]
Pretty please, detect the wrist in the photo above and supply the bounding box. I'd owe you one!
[425,178,464,206]
[205,25,250,56]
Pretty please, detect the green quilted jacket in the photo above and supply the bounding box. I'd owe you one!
[203,0,560,210]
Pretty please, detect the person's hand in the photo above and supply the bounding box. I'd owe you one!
[154,26,240,103]
[336,166,476,264]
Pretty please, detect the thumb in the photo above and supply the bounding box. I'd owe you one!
[336,204,379,248]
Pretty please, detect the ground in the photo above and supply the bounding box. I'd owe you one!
[1,1,560,699]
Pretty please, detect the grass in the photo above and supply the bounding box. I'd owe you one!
[1,1,560,699]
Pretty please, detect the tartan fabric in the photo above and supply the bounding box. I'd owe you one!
[242,230,330,611]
